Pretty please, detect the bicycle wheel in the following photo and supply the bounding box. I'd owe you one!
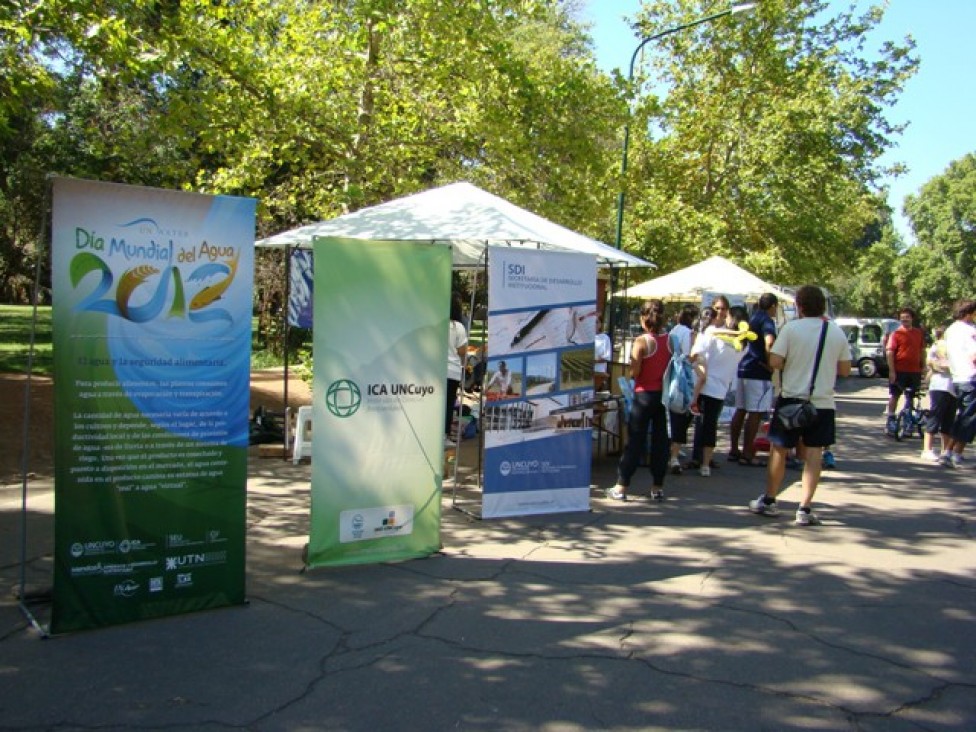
[915,410,926,439]
[894,411,909,441]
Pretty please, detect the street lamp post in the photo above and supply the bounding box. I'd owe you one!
[613,2,756,250]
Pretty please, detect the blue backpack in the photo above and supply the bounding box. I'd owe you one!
[662,332,695,414]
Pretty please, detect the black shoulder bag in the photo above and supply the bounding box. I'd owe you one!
[776,321,828,431]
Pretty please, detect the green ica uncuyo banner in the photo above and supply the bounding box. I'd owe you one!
[307,237,450,567]
[50,177,255,633]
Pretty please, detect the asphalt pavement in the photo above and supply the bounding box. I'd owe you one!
[1,378,974,731]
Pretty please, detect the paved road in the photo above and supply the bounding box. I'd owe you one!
[1,378,974,731]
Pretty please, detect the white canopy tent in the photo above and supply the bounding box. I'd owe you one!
[255,181,653,269]
[254,182,652,456]
[616,255,793,304]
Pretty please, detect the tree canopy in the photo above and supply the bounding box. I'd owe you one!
[899,152,976,325]
[621,0,916,284]
[1,0,919,311]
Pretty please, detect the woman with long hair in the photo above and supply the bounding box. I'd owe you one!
[608,299,671,501]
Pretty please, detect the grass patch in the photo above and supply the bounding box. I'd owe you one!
[0,305,53,376]
[0,305,286,376]
[251,349,284,369]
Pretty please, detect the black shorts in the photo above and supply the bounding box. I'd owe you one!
[952,381,976,445]
[889,371,922,397]
[768,398,836,448]
[925,390,957,435]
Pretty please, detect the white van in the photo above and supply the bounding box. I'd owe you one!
[834,317,899,377]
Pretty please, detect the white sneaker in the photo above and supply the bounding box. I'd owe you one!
[700,465,711,477]
[444,437,457,448]
[920,449,941,463]
[795,508,821,526]
[950,453,966,469]
[749,495,779,517]
[669,457,683,475]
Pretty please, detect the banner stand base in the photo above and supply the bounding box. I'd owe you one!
[17,596,50,639]
[450,500,483,521]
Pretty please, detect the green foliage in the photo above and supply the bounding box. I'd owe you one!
[829,226,902,318]
[623,0,917,284]
[830,151,976,326]
[901,152,976,325]
[1,0,623,311]
[0,0,922,309]
[293,345,314,392]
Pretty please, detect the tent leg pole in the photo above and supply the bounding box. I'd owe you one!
[282,246,291,460]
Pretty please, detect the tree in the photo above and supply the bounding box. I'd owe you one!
[621,0,917,284]
[829,224,902,317]
[1,0,623,304]
[1,0,192,301]
[901,152,976,325]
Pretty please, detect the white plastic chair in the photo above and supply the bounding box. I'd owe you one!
[292,405,313,464]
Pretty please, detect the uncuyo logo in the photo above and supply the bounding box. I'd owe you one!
[499,461,512,476]
[326,379,362,417]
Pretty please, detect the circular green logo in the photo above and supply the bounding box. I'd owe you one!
[326,379,362,418]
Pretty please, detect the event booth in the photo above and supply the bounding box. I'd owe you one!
[614,255,795,353]
[21,177,649,634]
[255,181,653,561]
[617,255,794,305]
[256,182,650,269]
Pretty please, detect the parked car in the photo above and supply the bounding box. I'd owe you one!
[834,317,899,378]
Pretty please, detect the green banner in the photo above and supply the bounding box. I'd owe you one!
[308,237,450,567]
[50,178,254,633]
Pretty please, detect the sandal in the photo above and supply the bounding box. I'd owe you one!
[738,456,767,467]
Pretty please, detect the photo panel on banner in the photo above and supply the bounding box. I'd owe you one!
[483,247,597,519]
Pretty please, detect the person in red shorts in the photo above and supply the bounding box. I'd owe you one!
[885,307,926,435]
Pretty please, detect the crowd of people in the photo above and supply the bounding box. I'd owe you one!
[445,287,976,521]
[883,300,976,468]
[606,289,976,526]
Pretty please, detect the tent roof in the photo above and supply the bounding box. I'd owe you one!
[255,181,652,269]
[617,255,794,303]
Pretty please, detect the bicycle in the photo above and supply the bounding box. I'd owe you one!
[893,386,927,441]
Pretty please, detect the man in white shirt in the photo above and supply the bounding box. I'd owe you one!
[485,360,513,396]
[945,299,976,468]
[749,285,851,525]
[593,318,613,392]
